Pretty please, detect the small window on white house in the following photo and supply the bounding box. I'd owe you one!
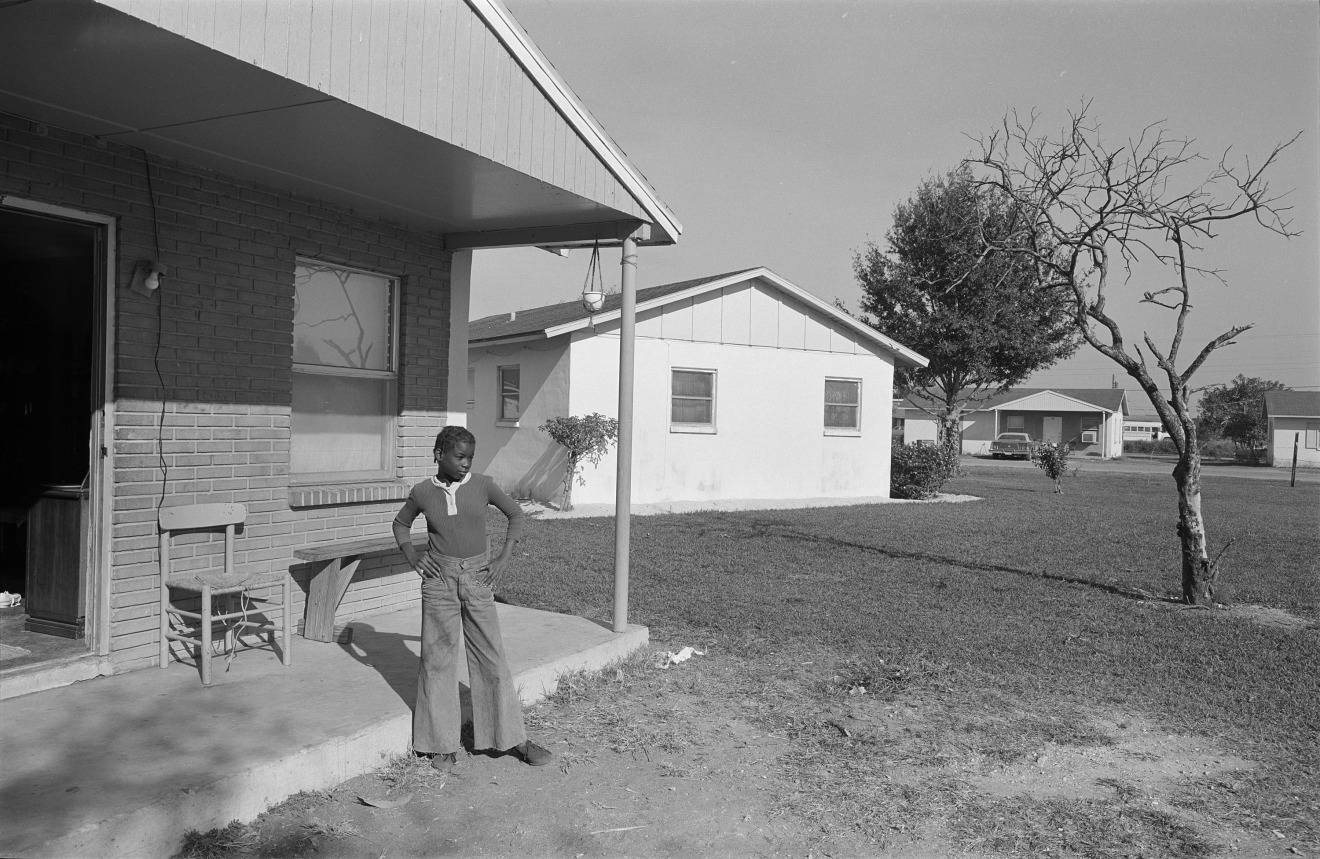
[824,378,861,432]
[498,366,520,422]
[1306,422,1320,450]
[466,367,476,410]
[671,369,716,432]
[1006,415,1025,431]
[1081,415,1100,444]
[291,261,397,482]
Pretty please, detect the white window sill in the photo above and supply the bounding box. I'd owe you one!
[289,481,411,508]
[496,419,520,428]
[670,425,716,434]
[824,428,862,437]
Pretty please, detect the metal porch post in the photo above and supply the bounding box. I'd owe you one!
[612,231,640,633]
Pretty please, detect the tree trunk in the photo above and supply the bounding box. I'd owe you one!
[560,456,577,511]
[1172,450,1215,606]
[936,412,962,477]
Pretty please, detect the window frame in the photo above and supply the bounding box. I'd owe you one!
[1306,422,1320,450]
[1080,414,1101,444]
[669,368,717,434]
[823,377,862,436]
[497,365,521,425]
[1006,414,1025,431]
[290,259,400,485]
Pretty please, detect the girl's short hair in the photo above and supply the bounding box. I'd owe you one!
[434,425,476,453]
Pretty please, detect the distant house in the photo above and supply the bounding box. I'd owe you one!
[897,388,1127,458]
[1261,391,1320,468]
[467,268,927,506]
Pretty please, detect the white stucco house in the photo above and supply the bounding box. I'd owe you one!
[1261,391,1320,469]
[467,267,927,506]
[896,388,1127,458]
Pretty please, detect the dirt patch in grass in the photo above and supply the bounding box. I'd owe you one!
[178,642,1313,859]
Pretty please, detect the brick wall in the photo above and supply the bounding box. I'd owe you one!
[1,113,455,673]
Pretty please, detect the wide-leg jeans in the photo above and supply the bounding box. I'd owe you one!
[413,551,527,755]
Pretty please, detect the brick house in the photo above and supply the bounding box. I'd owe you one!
[0,0,678,684]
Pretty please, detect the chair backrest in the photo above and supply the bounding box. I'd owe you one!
[159,503,246,533]
[159,503,247,588]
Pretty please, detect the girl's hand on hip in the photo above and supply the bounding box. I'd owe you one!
[483,556,510,588]
[415,554,443,579]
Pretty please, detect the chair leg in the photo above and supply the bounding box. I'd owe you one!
[201,586,213,686]
[159,580,170,669]
[281,575,293,666]
[223,592,237,656]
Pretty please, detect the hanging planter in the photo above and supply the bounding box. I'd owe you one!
[581,241,606,313]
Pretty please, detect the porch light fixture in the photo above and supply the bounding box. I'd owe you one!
[581,242,606,313]
[129,259,166,296]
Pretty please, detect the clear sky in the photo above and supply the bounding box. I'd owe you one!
[472,0,1319,401]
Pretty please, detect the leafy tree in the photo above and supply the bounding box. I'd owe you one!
[853,166,1078,468]
[1196,374,1288,450]
[539,413,619,511]
[972,102,1299,605]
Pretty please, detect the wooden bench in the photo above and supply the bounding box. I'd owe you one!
[294,535,426,643]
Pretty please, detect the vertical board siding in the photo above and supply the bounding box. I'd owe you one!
[287,0,314,85]
[263,0,291,77]
[691,291,723,343]
[748,284,779,348]
[401,0,425,127]
[721,285,752,346]
[104,0,653,222]
[778,297,807,350]
[661,299,694,341]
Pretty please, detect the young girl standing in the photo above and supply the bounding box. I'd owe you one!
[392,426,552,772]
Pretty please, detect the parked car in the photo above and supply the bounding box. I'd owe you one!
[989,432,1038,459]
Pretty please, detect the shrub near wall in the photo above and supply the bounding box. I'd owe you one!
[891,441,952,500]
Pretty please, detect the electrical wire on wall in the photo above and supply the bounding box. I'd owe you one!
[136,146,170,513]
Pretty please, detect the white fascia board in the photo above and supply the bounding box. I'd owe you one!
[471,0,682,245]
[540,267,930,368]
[468,332,551,348]
[996,391,1115,414]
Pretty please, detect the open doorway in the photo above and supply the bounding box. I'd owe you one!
[0,206,100,671]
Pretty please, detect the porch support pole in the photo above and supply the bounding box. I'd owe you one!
[612,230,640,633]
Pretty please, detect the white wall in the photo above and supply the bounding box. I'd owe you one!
[467,339,572,501]
[1267,417,1320,468]
[564,280,897,505]
[1103,411,1124,458]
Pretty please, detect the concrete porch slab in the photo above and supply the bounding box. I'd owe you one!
[0,603,647,859]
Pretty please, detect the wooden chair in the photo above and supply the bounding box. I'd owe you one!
[158,502,292,684]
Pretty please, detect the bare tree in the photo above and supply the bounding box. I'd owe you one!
[971,102,1300,606]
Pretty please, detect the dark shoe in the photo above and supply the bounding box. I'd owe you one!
[431,752,457,774]
[513,740,554,767]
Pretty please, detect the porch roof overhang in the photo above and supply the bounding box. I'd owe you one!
[0,0,679,250]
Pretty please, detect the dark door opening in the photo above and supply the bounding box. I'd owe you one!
[0,207,97,659]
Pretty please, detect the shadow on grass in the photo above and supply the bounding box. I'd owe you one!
[734,520,1181,605]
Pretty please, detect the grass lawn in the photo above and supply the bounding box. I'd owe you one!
[501,465,1320,854]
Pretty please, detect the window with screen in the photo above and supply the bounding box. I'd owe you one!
[1006,415,1025,431]
[824,378,861,431]
[671,369,716,430]
[291,261,397,482]
[498,366,520,422]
